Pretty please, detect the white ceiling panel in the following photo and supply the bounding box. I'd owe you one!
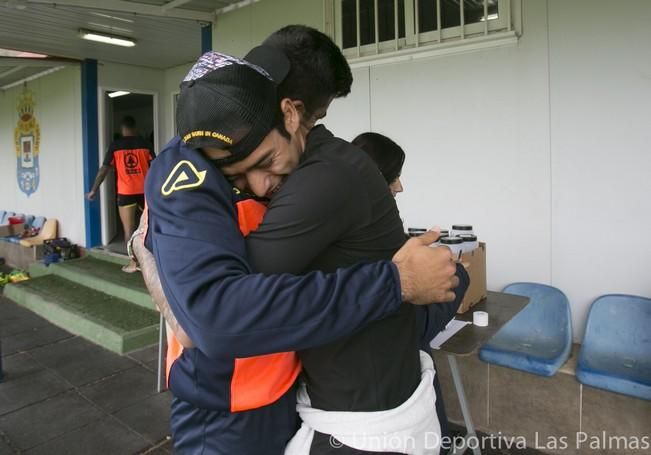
[0,1,243,69]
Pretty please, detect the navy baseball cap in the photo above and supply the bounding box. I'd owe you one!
[176,50,290,165]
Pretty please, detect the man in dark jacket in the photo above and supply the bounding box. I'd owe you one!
[135,27,466,455]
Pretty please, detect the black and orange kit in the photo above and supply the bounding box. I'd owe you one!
[103,135,155,205]
[145,133,469,454]
[143,136,406,454]
[244,125,468,453]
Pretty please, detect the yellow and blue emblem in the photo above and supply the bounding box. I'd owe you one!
[14,87,41,197]
[161,160,207,196]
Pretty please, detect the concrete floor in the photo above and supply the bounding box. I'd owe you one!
[0,289,551,455]
[105,233,128,256]
[0,259,550,455]
[0,295,171,454]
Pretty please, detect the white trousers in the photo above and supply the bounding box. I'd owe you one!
[285,351,441,455]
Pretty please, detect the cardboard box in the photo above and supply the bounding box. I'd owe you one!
[0,223,26,238]
[457,242,487,314]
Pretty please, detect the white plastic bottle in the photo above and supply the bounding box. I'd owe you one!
[451,224,473,237]
[459,234,479,253]
[407,227,427,238]
[439,236,464,258]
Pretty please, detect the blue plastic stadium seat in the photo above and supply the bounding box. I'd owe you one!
[23,214,35,228]
[31,216,46,230]
[0,212,14,226]
[576,294,651,401]
[0,211,5,224]
[479,282,573,376]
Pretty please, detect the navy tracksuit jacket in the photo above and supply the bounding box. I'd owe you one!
[144,137,468,454]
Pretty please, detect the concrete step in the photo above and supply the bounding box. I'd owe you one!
[86,247,130,266]
[27,261,49,278]
[4,275,159,355]
[47,255,154,311]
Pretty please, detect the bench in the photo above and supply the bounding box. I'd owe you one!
[0,211,58,270]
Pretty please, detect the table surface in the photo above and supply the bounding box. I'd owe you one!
[438,291,530,356]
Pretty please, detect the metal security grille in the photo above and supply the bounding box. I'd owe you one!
[327,0,517,61]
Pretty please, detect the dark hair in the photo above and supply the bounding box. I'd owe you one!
[352,132,406,184]
[262,25,352,120]
[121,116,136,130]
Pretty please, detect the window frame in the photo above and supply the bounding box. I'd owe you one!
[328,0,520,62]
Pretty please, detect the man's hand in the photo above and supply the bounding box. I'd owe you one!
[132,219,194,348]
[85,190,96,201]
[393,230,460,305]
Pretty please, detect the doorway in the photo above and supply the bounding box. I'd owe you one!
[98,89,157,254]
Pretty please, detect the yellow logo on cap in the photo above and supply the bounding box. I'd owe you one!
[182,130,233,145]
[161,160,207,196]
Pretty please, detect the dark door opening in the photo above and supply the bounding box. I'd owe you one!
[100,91,155,254]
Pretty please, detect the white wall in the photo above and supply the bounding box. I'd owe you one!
[547,0,651,338]
[335,0,651,340]
[211,0,651,341]
[213,0,324,57]
[162,62,192,143]
[328,0,553,319]
[0,66,85,244]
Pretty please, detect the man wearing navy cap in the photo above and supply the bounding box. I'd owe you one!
[136,48,462,454]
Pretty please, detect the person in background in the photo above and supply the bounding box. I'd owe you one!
[352,131,462,449]
[352,132,404,197]
[86,116,155,272]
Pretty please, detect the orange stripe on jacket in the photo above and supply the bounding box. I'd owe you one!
[161,196,301,412]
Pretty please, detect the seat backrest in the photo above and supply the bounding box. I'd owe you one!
[23,215,35,228]
[0,211,14,225]
[39,218,58,240]
[0,211,5,224]
[581,294,651,360]
[31,216,46,230]
[501,282,573,341]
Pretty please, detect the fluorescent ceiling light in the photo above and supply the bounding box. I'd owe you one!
[108,91,131,98]
[79,29,136,47]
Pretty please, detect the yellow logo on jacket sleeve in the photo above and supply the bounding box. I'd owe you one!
[161,160,207,196]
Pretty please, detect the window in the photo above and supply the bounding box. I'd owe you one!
[329,0,517,61]
[341,0,406,48]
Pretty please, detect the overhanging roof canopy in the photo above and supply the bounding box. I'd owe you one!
[0,56,79,90]
[0,0,249,77]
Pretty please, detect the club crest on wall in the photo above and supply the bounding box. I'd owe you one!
[15,86,41,197]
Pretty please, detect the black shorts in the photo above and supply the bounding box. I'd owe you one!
[117,193,145,209]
